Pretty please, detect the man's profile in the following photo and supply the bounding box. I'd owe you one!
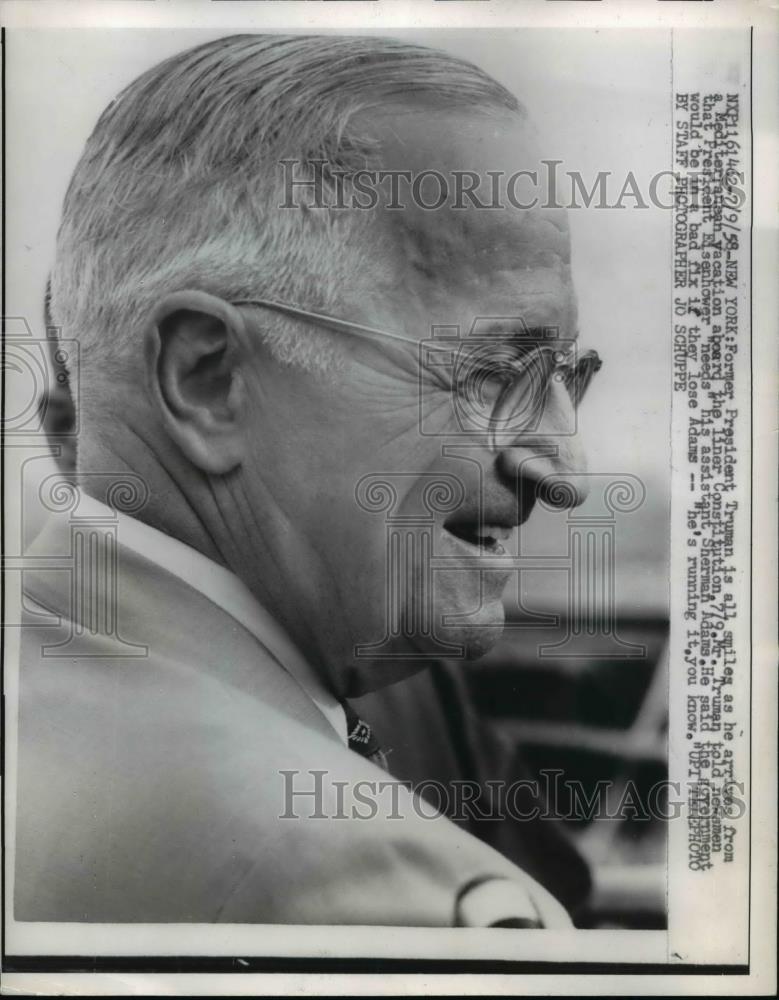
[16,34,596,927]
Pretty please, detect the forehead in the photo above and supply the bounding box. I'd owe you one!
[365,107,577,339]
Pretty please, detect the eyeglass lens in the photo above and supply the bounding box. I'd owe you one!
[486,347,602,449]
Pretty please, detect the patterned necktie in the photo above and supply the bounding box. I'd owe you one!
[341,700,388,770]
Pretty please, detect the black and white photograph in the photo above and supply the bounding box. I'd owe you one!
[1,0,776,995]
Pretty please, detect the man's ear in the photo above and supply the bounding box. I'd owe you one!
[144,290,250,474]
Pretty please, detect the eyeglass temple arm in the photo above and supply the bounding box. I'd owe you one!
[231,297,420,348]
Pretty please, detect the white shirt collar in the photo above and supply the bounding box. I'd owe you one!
[75,495,347,744]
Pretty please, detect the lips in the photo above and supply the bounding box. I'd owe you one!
[441,479,537,557]
[443,518,514,556]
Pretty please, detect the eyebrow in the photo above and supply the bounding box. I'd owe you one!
[465,323,581,349]
[467,315,579,337]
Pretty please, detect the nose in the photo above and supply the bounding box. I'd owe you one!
[494,379,590,515]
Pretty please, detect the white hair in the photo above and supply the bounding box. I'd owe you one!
[50,34,521,404]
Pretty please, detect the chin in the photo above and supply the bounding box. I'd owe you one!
[342,570,509,695]
[341,601,506,696]
[431,565,509,660]
[436,595,506,661]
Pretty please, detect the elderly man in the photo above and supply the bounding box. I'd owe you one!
[16,34,596,927]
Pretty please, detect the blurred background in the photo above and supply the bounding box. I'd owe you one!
[6,28,671,927]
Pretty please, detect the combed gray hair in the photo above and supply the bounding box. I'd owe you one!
[51,34,521,399]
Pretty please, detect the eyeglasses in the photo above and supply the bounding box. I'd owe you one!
[232,297,601,451]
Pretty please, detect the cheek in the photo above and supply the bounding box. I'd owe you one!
[322,460,450,600]
[315,505,393,637]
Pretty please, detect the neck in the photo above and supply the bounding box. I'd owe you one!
[77,421,224,565]
[76,417,343,695]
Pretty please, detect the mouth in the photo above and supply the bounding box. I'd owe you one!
[442,517,514,556]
